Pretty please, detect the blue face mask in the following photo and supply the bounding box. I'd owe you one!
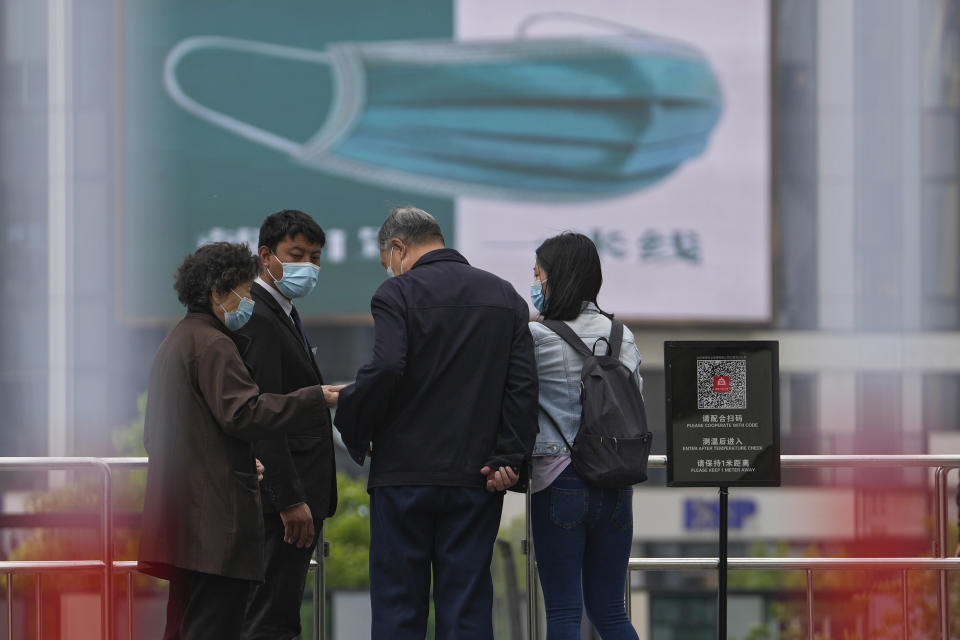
[165,29,722,201]
[530,279,547,313]
[270,253,321,299]
[220,289,255,331]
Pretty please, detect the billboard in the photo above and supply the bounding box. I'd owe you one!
[122,0,769,322]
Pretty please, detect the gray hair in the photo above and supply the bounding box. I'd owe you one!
[377,206,445,251]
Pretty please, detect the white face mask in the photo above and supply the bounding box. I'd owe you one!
[385,246,404,277]
[386,247,396,278]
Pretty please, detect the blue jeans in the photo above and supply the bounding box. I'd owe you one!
[531,465,639,640]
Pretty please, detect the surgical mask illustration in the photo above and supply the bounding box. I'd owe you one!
[164,21,723,201]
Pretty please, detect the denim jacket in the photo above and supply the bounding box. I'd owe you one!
[529,303,643,456]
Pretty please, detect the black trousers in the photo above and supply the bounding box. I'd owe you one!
[162,568,254,640]
[369,486,504,640]
[242,512,320,640]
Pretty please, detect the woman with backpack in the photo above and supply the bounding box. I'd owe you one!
[528,232,644,640]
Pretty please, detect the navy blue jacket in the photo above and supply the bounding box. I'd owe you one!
[334,248,538,490]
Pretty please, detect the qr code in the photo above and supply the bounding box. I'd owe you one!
[696,359,747,410]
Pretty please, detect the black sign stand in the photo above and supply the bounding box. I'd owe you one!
[664,341,780,640]
[718,485,728,640]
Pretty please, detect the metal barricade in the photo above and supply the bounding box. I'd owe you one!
[0,458,112,640]
[4,454,960,639]
[524,454,960,640]
[623,557,960,640]
[0,457,323,640]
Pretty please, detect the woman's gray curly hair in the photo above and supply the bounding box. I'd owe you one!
[173,242,259,311]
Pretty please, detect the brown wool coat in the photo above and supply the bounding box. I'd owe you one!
[137,312,326,582]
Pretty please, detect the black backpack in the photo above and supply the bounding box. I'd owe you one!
[539,319,653,488]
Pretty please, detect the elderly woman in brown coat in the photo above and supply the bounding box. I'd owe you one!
[137,242,340,640]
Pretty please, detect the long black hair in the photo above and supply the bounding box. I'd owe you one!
[535,232,609,321]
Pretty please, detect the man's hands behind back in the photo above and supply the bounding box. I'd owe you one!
[480,465,519,492]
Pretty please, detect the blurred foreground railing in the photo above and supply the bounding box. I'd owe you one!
[524,454,960,640]
[0,457,321,640]
[0,458,112,640]
[4,455,960,640]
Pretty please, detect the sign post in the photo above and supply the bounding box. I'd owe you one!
[665,341,780,640]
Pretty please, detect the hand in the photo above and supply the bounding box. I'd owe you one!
[255,458,265,482]
[279,503,315,548]
[955,542,960,557]
[480,465,519,492]
[322,384,346,408]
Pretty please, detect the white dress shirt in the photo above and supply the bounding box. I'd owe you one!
[255,275,294,318]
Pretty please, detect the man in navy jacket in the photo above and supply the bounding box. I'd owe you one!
[335,206,538,640]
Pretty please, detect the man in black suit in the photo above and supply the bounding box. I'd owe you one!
[239,209,338,640]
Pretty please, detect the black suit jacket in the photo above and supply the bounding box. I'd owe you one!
[237,282,337,519]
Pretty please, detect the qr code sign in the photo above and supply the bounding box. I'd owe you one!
[697,359,747,409]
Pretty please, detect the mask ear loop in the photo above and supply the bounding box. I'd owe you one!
[516,12,653,39]
[215,290,233,314]
[267,252,286,285]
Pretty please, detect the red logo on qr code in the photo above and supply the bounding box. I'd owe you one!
[713,376,731,393]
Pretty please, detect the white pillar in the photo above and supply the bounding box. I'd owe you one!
[817,0,857,333]
[816,0,857,457]
[897,2,925,456]
[898,0,923,333]
[47,0,74,460]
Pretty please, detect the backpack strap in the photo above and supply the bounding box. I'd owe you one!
[539,319,623,358]
[607,319,623,360]
[536,321,588,455]
[542,408,576,454]
[539,320,593,358]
